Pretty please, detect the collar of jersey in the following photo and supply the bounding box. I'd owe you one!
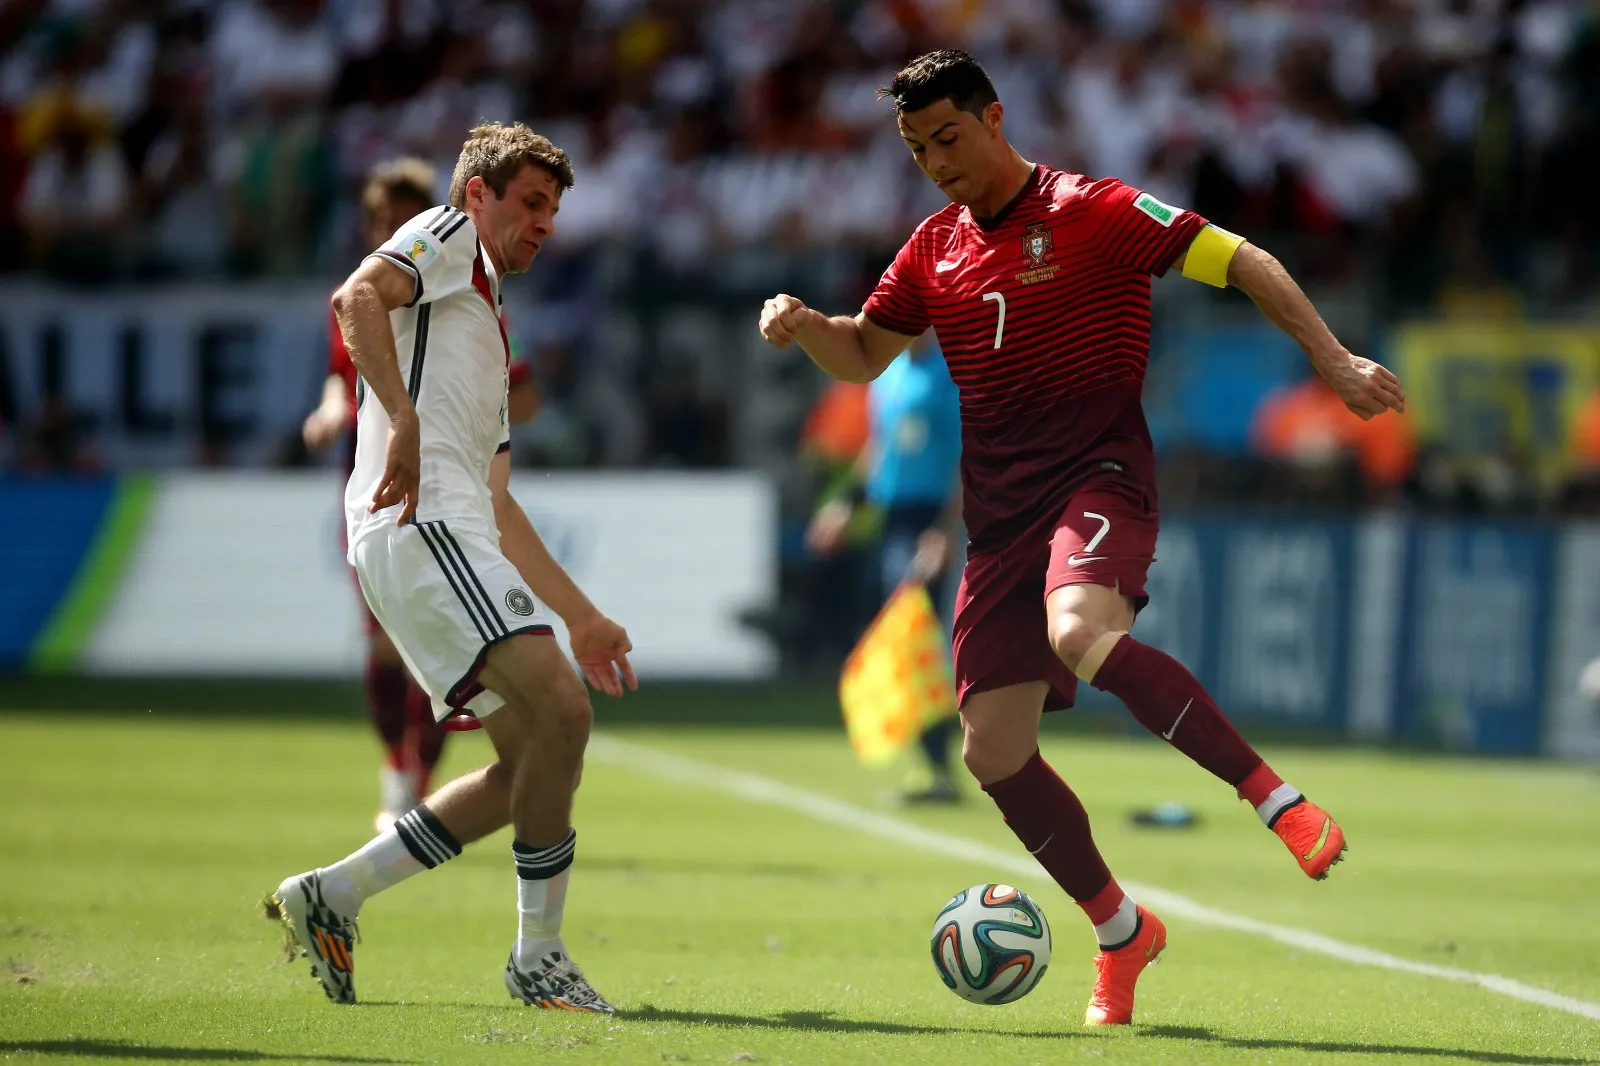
[969,164,1040,232]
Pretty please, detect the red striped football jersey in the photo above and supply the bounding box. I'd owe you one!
[863,166,1206,550]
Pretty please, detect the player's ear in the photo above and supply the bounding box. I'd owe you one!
[983,100,1004,135]
[464,175,487,208]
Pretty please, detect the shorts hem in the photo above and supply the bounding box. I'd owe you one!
[444,624,556,715]
[1041,571,1150,612]
[955,675,1077,712]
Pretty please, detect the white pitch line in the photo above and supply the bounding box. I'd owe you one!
[588,734,1600,1023]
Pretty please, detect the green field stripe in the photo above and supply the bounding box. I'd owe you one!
[28,475,157,674]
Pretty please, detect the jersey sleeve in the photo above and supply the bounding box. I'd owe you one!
[862,233,932,338]
[368,206,478,308]
[1082,178,1207,276]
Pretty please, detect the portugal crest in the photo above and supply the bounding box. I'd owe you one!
[1023,224,1053,266]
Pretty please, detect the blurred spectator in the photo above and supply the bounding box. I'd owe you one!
[14,392,97,474]
[20,109,130,282]
[1,0,1599,496]
[643,355,730,468]
[1252,372,1417,506]
[518,341,602,468]
[1560,382,1600,514]
[0,0,1588,293]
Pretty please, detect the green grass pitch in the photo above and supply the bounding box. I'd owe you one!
[2,691,1598,1065]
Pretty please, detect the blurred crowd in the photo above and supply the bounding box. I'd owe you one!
[2,0,1598,304]
[8,0,1600,514]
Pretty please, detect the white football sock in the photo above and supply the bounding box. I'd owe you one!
[1256,783,1304,827]
[512,829,576,969]
[318,805,460,914]
[1093,893,1140,949]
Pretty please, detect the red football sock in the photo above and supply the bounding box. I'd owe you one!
[405,680,447,797]
[981,751,1115,907]
[1235,762,1285,809]
[364,656,408,770]
[1089,636,1263,787]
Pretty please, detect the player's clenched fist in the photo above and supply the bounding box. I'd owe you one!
[1320,350,1407,421]
[759,293,824,348]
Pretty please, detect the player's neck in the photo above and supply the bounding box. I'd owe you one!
[970,152,1035,222]
[467,208,508,277]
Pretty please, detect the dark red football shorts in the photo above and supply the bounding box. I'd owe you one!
[951,477,1158,711]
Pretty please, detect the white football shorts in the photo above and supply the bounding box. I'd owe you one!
[351,519,553,721]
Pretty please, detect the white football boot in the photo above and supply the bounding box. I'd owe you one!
[504,949,615,1014]
[264,870,359,1004]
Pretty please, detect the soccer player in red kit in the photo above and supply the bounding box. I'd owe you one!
[759,50,1406,1026]
[303,158,540,832]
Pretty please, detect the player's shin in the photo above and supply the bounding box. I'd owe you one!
[980,750,1136,946]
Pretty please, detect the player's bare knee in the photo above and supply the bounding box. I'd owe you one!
[1048,611,1104,673]
[546,684,593,750]
[960,720,1030,785]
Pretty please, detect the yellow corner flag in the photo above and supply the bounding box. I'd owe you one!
[838,582,958,766]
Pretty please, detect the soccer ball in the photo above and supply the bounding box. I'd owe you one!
[930,883,1051,1005]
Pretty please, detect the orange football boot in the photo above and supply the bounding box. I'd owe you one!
[1272,799,1347,880]
[1084,905,1166,1026]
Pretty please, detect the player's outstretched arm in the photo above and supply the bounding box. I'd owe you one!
[758,294,915,383]
[302,373,350,450]
[487,451,636,696]
[333,257,422,521]
[1203,240,1406,421]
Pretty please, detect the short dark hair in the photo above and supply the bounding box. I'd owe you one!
[362,157,436,226]
[879,49,999,118]
[448,121,574,210]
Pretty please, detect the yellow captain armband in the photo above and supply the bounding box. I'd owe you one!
[1181,224,1246,288]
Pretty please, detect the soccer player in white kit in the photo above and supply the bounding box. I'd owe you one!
[266,123,635,1014]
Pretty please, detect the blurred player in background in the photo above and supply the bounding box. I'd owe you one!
[760,50,1405,1026]
[302,158,540,833]
[807,329,964,802]
[271,123,634,1014]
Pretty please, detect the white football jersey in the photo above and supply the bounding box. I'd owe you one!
[345,206,512,551]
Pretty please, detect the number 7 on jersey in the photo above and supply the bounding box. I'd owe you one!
[982,291,1006,349]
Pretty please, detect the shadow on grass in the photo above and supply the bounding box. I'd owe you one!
[0,1041,409,1064]
[621,1005,1083,1039]
[1141,1025,1594,1065]
[581,856,834,880]
[359,1001,1066,1038]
